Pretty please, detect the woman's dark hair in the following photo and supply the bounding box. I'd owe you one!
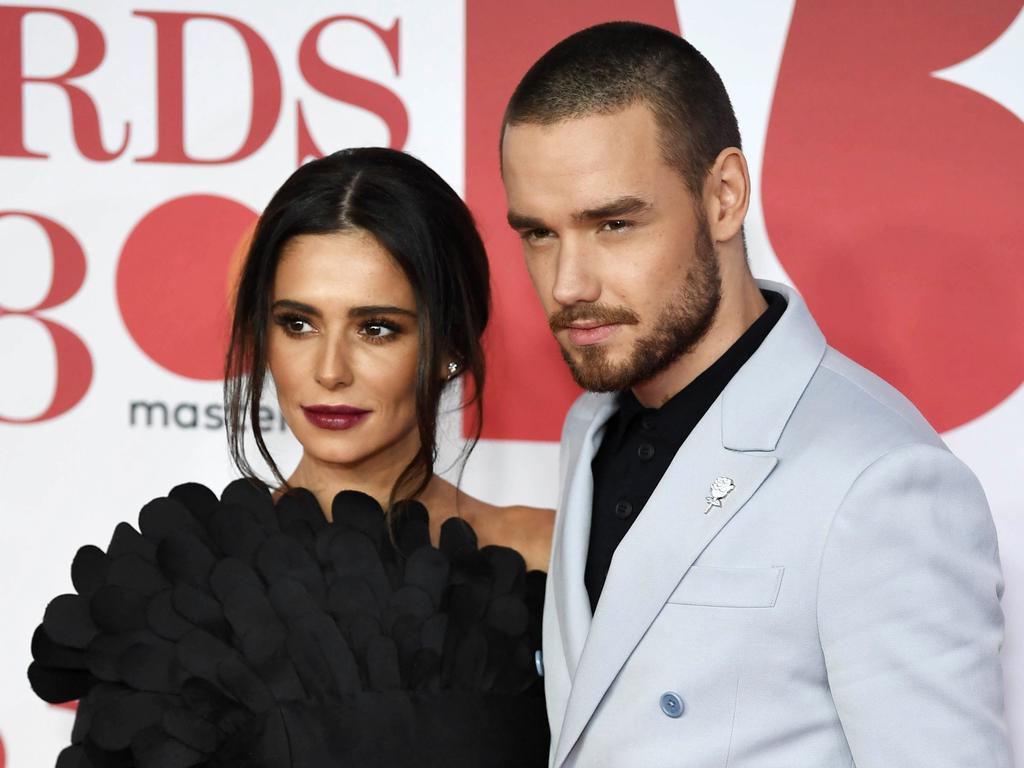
[225,148,490,513]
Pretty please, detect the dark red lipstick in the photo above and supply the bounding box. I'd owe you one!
[301,404,371,431]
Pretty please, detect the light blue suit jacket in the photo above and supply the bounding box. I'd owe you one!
[544,281,1010,767]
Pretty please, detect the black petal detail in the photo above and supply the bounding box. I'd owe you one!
[138,497,201,543]
[30,481,548,766]
[71,546,109,597]
[44,594,98,648]
[28,660,94,704]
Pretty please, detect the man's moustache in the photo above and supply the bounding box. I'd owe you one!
[548,305,640,333]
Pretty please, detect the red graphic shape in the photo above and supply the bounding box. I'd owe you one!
[117,195,257,379]
[0,211,93,423]
[466,1,680,440]
[0,729,5,768]
[764,0,1024,431]
[0,5,129,160]
[297,15,408,164]
[134,11,281,165]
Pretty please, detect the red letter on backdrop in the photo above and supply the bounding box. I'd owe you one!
[0,6,128,160]
[763,0,1024,432]
[134,11,281,164]
[296,15,408,163]
[0,211,92,423]
[464,2,679,440]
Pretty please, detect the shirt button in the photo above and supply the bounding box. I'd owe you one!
[534,650,544,678]
[614,500,633,519]
[660,692,684,718]
[641,417,655,431]
[637,442,655,461]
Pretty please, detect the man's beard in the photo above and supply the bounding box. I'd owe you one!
[550,216,721,393]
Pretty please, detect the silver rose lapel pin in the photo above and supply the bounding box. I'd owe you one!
[704,476,735,514]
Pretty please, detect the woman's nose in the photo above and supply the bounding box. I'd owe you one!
[314,338,352,389]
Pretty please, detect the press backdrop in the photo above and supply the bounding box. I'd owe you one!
[1,1,1022,765]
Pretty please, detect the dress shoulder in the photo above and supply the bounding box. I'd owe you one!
[29,479,547,767]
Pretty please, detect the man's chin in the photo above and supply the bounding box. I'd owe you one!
[561,349,635,393]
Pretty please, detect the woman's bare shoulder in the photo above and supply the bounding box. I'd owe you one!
[460,495,555,572]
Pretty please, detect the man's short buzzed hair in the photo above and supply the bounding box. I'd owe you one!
[503,21,742,199]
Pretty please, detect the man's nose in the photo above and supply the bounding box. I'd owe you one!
[551,236,600,306]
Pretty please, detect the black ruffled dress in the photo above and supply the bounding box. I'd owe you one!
[28,480,549,767]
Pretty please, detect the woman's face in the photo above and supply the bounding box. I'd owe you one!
[267,229,421,473]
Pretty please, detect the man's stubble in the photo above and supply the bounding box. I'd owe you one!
[555,214,721,393]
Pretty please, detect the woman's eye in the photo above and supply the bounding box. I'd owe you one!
[274,315,314,336]
[361,322,398,340]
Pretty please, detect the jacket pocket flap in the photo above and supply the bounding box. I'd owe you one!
[667,565,784,608]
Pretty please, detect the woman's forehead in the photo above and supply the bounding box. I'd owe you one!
[273,230,414,309]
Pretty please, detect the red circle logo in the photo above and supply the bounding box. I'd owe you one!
[117,194,257,380]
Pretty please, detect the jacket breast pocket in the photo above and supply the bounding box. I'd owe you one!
[666,565,784,608]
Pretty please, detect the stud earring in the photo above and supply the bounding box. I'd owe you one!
[446,361,460,380]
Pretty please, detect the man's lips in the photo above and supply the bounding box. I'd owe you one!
[301,405,371,430]
[565,323,619,346]
[549,306,638,348]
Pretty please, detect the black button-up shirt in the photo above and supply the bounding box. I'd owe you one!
[585,290,786,612]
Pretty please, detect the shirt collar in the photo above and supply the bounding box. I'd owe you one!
[607,290,787,448]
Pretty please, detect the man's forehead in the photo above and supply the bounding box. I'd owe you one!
[505,105,658,151]
[502,108,667,219]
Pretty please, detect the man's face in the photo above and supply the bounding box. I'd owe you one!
[502,103,720,393]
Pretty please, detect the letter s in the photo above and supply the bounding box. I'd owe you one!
[296,15,408,162]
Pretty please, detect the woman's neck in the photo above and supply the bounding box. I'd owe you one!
[286,453,416,519]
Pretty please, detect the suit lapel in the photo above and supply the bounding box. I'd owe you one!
[550,395,617,677]
[552,398,777,766]
[551,281,827,767]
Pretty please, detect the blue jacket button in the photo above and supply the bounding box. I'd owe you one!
[660,692,684,718]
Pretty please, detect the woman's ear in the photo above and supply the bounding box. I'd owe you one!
[443,360,461,381]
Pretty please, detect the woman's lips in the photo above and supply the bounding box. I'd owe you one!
[567,324,618,346]
[301,405,371,431]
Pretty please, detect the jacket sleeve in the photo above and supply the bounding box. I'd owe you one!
[817,442,1011,767]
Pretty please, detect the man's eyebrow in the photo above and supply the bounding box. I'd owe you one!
[507,210,546,230]
[506,196,651,231]
[573,196,651,222]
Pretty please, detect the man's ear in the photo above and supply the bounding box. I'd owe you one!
[704,147,750,244]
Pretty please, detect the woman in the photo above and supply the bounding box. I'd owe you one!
[28,148,554,767]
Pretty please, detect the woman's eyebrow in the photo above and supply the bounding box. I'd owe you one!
[349,305,417,318]
[271,299,321,317]
[271,300,417,319]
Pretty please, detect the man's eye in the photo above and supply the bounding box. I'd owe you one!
[523,228,555,242]
[602,219,631,232]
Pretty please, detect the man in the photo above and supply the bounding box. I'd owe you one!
[500,21,1010,768]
